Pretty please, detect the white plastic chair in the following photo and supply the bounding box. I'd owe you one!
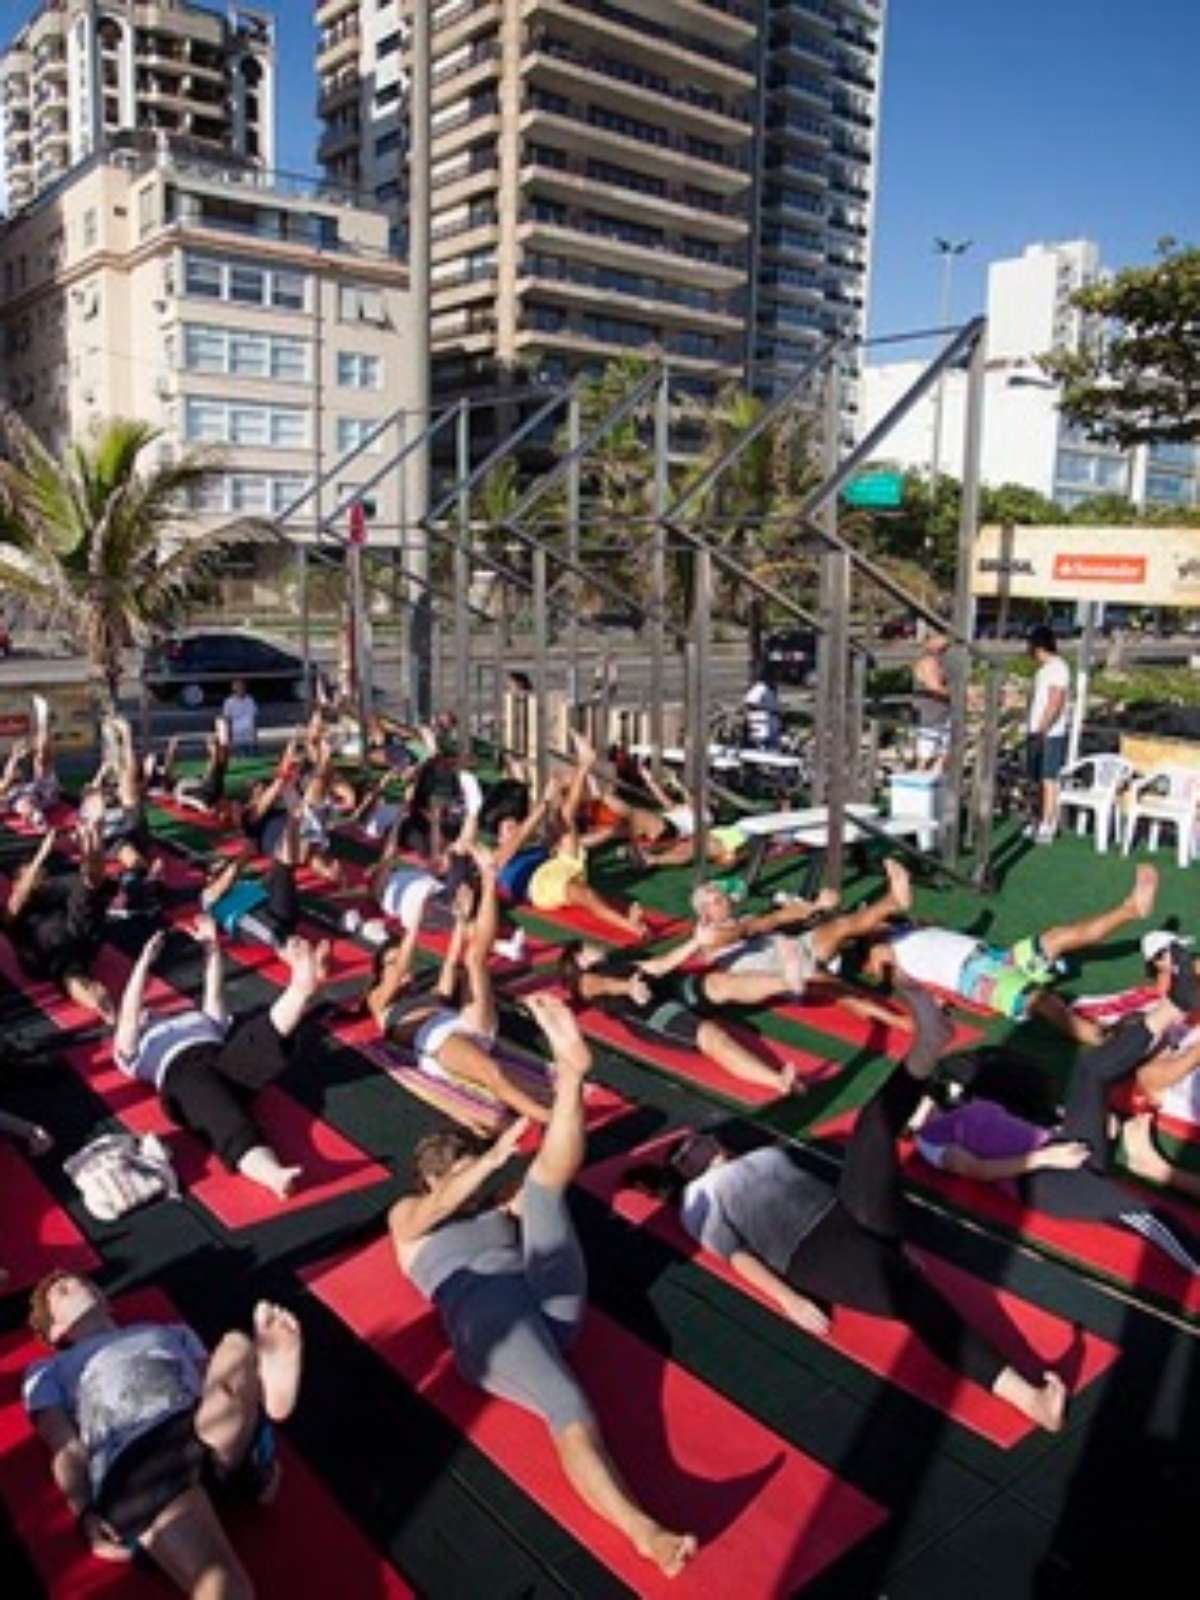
[1121,765,1200,867]
[1057,755,1133,853]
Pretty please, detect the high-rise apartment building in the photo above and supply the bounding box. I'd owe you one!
[1,0,275,214]
[861,238,1200,512]
[315,0,886,411]
[0,144,416,575]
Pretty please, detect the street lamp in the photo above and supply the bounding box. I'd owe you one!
[928,237,972,508]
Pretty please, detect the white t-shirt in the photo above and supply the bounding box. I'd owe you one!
[222,692,258,744]
[115,1010,229,1090]
[890,927,982,990]
[744,682,781,745]
[1028,655,1070,738]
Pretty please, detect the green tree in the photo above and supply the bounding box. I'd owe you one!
[1066,493,1141,525]
[0,416,270,714]
[1040,241,1200,447]
[979,482,1062,525]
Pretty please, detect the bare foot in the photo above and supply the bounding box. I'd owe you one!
[528,993,592,1077]
[777,1063,803,1097]
[1129,864,1158,919]
[282,937,327,994]
[1120,1112,1173,1184]
[637,1526,699,1578]
[253,1301,303,1421]
[1031,1371,1067,1433]
[270,1164,303,1201]
[628,902,647,937]
[884,857,913,913]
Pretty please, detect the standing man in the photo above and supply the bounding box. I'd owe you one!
[1025,624,1071,842]
[912,632,951,772]
[222,678,258,756]
[743,664,782,751]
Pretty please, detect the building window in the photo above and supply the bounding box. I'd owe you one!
[376,81,402,108]
[184,396,310,449]
[378,30,402,57]
[338,283,386,324]
[375,129,403,158]
[336,351,382,388]
[337,416,383,454]
[181,253,309,312]
[182,324,309,382]
[83,209,98,249]
[337,483,379,519]
[188,472,313,515]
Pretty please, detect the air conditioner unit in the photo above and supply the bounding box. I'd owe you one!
[155,376,172,398]
[153,298,168,313]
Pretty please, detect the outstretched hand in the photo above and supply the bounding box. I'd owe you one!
[490,1116,530,1168]
[191,912,220,949]
[140,929,167,968]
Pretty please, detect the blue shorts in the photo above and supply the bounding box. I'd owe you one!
[1027,734,1067,783]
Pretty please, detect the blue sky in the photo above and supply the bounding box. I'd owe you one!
[280,3,1200,354]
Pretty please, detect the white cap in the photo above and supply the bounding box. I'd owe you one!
[1142,930,1193,964]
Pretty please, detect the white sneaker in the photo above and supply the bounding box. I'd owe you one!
[1021,821,1039,839]
[495,929,527,963]
[341,909,362,935]
[1035,826,1057,845]
[361,918,389,946]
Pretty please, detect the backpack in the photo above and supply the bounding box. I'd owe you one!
[63,1132,180,1222]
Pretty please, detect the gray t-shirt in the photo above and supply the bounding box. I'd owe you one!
[681,1147,835,1273]
[24,1322,208,1495]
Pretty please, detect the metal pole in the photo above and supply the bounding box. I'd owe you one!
[943,323,986,863]
[1068,601,1096,768]
[822,361,850,887]
[848,647,867,800]
[566,393,581,716]
[454,402,471,745]
[407,1,432,716]
[493,581,507,762]
[689,545,712,886]
[928,238,970,510]
[532,545,548,794]
[650,367,670,775]
[972,662,1003,888]
[396,410,409,719]
[297,544,312,715]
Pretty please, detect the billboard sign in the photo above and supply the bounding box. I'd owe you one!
[972,525,1200,607]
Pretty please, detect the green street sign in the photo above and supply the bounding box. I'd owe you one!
[842,471,904,508]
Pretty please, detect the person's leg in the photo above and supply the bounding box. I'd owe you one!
[696,1019,797,1095]
[837,984,954,1236]
[554,1421,697,1578]
[459,862,500,1037]
[810,858,912,965]
[62,971,115,1024]
[261,862,300,943]
[162,1052,300,1200]
[1058,1012,1164,1166]
[135,1485,254,1600]
[525,994,593,1190]
[267,937,329,1038]
[1037,863,1157,963]
[195,1304,302,1467]
[1121,1113,1200,1205]
[434,1033,552,1124]
[563,878,646,939]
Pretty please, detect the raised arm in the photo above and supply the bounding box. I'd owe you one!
[114,929,166,1061]
[388,1117,528,1247]
[193,914,226,1027]
[4,830,56,921]
[728,1249,830,1335]
[636,930,704,979]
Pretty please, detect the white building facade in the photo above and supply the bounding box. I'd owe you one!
[862,239,1200,512]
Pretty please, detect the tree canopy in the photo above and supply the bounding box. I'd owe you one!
[1040,241,1200,448]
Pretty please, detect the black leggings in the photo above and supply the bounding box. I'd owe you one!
[1017,1016,1200,1268]
[785,991,1007,1390]
[12,874,111,983]
[239,863,300,948]
[160,1011,290,1170]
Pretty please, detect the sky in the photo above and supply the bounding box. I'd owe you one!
[26,0,1189,359]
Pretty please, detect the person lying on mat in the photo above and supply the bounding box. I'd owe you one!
[0,825,116,1022]
[557,940,801,1097]
[24,1269,300,1595]
[842,864,1159,1045]
[581,761,749,871]
[910,983,1200,1274]
[145,720,233,822]
[492,741,646,941]
[388,993,698,1578]
[626,983,1071,1432]
[0,695,59,829]
[365,848,551,1124]
[201,801,305,950]
[638,859,911,1005]
[366,767,483,923]
[238,738,342,886]
[113,919,329,1200]
[79,716,162,917]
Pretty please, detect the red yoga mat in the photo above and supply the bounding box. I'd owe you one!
[0,938,391,1231]
[514,898,685,948]
[576,1003,842,1107]
[897,1143,1200,1319]
[0,1141,99,1292]
[302,1236,887,1598]
[0,1286,414,1599]
[579,1134,1121,1449]
[776,981,981,1061]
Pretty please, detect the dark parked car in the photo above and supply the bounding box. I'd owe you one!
[763,627,817,685]
[877,614,917,640]
[144,633,311,708]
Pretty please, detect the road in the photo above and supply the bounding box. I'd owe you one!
[1,632,1196,741]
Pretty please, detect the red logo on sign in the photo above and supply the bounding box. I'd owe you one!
[1052,554,1146,584]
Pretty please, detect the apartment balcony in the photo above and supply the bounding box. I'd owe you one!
[513,314,733,375]
[317,24,360,72]
[318,121,362,162]
[432,0,503,52]
[522,154,747,247]
[772,0,838,28]
[757,266,823,304]
[771,29,837,69]
[522,91,750,194]
[517,204,744,287]
[432,95,502,156]
[318,72,362,115]
[516,253,741,331]
[536,0,755,85]
[431,148,500,206]
[432,36,500,91]
[314,0,359,24]
[524,34,753,138]
[760,226,824,264]
[432,222,499,266]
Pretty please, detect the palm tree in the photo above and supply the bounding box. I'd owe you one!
[0,414,274,716]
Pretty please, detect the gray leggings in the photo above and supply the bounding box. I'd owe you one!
[438,1180,593,1434]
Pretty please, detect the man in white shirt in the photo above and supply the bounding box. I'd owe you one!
[1025,625,1071,842]
[222,679,258,755]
